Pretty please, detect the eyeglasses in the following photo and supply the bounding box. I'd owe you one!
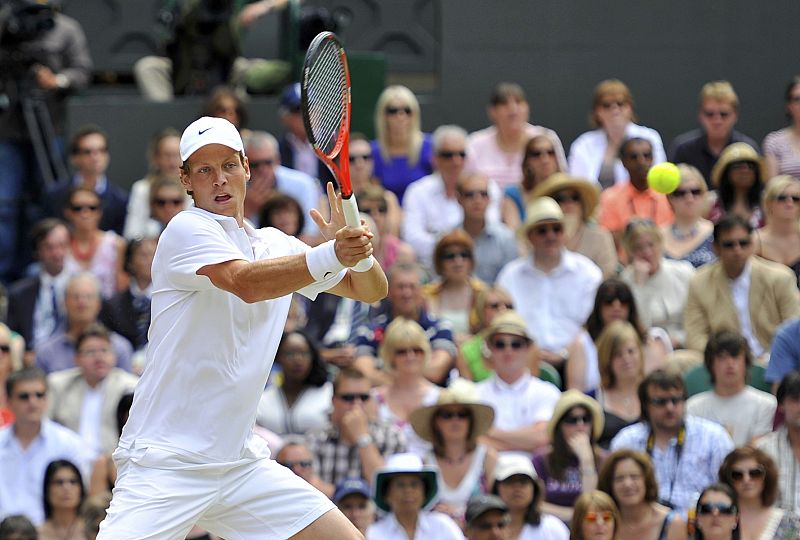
[394,347,425,356]
[76,147,108,155]
[623,152,653,160]
[155,198,183,207]
[649,396,684,407]
[282,460,313,469]
[348,154,372,163]
[337,393,370,403]
[527,149,556,158]
[553,192,581,204]
[14,391,46,401]
[562,414,592,425]
[719,238,751,249]
[584,511,614,523]
[460,190,489,199]
[249,159,274,169]
[78,347,111,357]
[601,294,629,305]
[730,466,765,482]
[776,194,800,203]
[698,502,737,515]
[437,150,466,159]
[436,410,471,420]
[487,302,513,310]
[491,338,526,350]
[50,478,80,487]
[600,100,626,109]
[671,188,703,198]
[442,251,472,261]
[386,106,412,115]
[702,110,732,119]
[70,204,100,213]
[533,223,563,236]
[0,344,9,353]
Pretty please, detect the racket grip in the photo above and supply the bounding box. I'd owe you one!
[341,196,374,272]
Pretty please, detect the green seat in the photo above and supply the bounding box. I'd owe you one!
[538,362,563,390]
[683,364,770,397]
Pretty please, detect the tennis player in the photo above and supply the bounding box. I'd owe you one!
[97,116,387,539]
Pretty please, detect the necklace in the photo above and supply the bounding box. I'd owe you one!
[671,223,698,241]
[70,233,100,263]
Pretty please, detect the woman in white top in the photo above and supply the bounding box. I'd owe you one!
[753,175,800,286]
[569,79,666,188]
[373,318,441,457]
[409,378,497,523]
[492,453,569,540]
[763,76,800,180]
[256,330,332,436]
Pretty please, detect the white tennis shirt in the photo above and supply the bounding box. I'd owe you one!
[118,207,344,463]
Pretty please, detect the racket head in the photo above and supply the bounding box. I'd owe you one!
[301,31,353,196]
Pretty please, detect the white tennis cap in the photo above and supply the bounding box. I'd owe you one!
[179,116,244,162]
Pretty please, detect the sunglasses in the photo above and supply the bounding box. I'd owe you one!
[487,302,513,310]
[0,344,9,353]
[562,414,592,425]
[601,294,629,305]
[698,502,737,515]
[70,204,100,212]
[533,223,563,236]
[702,110,732,119]
[600,100,626,109]
[671,188,703,198]
[155,198,183,207]
[442,251,472,261]
[553,192,581,204]
[337,393,370,403]
[386,106,412,115]
[348,154,372,163]
[437,150,466,159]
[282,460,313,469]
[249,159,274,168]
[649,396,684,407]
[14,391,46,401]
[460,190,489,199]
[776,194,800,203]
[436,410,471,420]
[584,511,614,523]
[719,238,751,249]
[395,347,424,356]
[50,478,80,487]
[492,338,526,350]
[527,149,555,158]
[730,467,765,482]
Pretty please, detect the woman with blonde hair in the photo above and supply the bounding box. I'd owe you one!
[569,79,666,188]
[457,285,514,382]
[661,164,716,268]
[753,175,800,285]
[371,85,433,201]
[570,490,621,540]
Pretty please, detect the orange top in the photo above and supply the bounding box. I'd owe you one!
[598,181,674,232]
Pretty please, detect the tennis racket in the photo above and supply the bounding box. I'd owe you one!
[301,31,371,272]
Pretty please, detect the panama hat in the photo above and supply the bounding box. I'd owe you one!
[481,310,531,342]
[372,453,439,512]
[710,142,766,187]
[409,378,494,443]
[520,196,564,238]
[530,173,600,220]
[547,389,604,441]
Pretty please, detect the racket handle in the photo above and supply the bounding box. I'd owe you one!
[341,196,373,272]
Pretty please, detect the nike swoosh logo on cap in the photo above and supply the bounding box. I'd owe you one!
[199,127,213,135]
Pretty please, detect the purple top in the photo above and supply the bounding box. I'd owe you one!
[371,135,433,203]
[533,453,583,507]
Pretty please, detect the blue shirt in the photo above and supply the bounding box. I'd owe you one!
[371,135,433,203]
[767,318,800,383]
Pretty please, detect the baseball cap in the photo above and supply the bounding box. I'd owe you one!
[465,495,508,527]
[280,82,302,111]
[179,116,244,162]
[494,453,537,483]
[332,477,370,504]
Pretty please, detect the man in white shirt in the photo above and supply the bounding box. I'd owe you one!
[0,368,90,525]
[497,197,602,369]
[97,116,387,539]
[402,125,501,269]
[686,331,776,445]
[477,311,561,453]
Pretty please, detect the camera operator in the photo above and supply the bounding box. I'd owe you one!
[0,0,92,284]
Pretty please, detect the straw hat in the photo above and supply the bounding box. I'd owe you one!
[480,310,531,342]
[547,389,604,441]
[409,378,495,443]
[521,196,563,238]
[710,142,766,187]
[372,453,439,512]
[530,173,600,220]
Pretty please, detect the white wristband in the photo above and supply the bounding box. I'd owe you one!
[306,240,345,281]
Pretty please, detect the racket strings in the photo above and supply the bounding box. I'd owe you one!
[305,40,348,156]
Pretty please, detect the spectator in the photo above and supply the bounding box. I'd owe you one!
[610,370,734,514]
[670,81,759,185]
[620,219,694,348]
[477,311,561,453]
[0,1,91,284]
[686,331,776,446]
[402,125,502,269]
[203,86,248,131]
[256,330,332,436]
[766,318,800,392]
[530,173,617,278]
[458,286,513,383]
[80,494,111,540]
[0,515,38,540]
[371,85,433,202]
[275,437,334,498]
[467,82,567,191]
[7,219,74,351]
[62,188,126,299]
[684,214,800,356]
[46,324,138,456]
[142,177,187,238]
[597,449,686,540]
[349,135,402,236]
[100,238,156,354]
[38,460,85,540]
[366,453,463,540]
[570,491,620,540]
[755,371,800,513]
[463,494,513,540]
[693,483,740,540]
[491,454,569,540]
[719,446,800,539]
[122,127,184,240]
[332,478,375,536]
[497,197,602,370]
[356,185,416,272]
[502,133,564,232]
[0,325,14,429]
[763,76,800,179]
[277,83,333,186]
[457,173,520,285]
[709,143,766,228]
[569,79,666,188]
[35,273,133,374]
[0,368,89,525]
[661,164,717,268]
[305,367,406,488]
[753,175,800,285]
[45,126,128,236]
[409,378,497,522]
[352,263,457,386]
[534,390,604,522]
[598,137,674,251]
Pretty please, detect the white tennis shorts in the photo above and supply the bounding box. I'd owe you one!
[97,446,335,540]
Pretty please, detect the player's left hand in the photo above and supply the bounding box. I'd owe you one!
[333,226,373,267]
[310,182,348,240]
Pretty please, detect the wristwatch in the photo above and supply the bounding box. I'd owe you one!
[355,434,373,449]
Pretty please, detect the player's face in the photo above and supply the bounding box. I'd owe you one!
[76,336,116,385]
[8,379,48,425]
[181,144,250,226]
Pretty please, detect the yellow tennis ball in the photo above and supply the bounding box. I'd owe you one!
[647,162,681,194]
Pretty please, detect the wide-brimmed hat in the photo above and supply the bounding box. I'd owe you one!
[547,389,604,441]
[481,310,531,342]
[530,173,600,220]
[409,378,495,443]
[372,453,438,512]
[710,142,766,187]
[521,196,564,239]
